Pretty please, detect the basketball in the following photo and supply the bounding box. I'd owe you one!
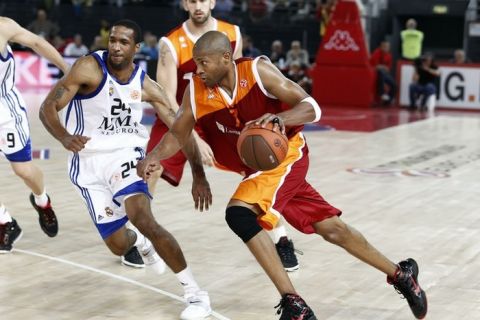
[237,122,289,171]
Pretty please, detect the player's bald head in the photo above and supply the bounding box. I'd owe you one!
[193,31,232,57]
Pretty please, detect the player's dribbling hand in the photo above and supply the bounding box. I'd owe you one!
[191,175,212,212]
[136,156,162,181]
[246,113,286,135]
[61,134,90,152]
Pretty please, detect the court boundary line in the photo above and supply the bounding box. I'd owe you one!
[14,248,230,320]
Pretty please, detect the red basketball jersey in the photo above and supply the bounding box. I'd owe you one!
[188,56,303,175]
[161,19,241,104]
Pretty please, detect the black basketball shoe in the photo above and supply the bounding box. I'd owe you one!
[275,293,317,320]
[0,219,23,253]
[30,193,58,237]
[388,258,428,319]
[276,237,300,272]
[121,246,145,268]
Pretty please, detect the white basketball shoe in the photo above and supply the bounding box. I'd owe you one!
[180,290,212,320]
[138,237,166,275]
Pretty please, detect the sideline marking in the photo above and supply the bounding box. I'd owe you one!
[14,248,230,320]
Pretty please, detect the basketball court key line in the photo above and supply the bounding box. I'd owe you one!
[14,248,231,320]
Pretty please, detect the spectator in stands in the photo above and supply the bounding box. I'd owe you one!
[269,39,287,71]
[290,0,313,23]
[450,49,470,64]
[401,18,423,60]
[409,53,440,110]
[139,32,159,60]
[90,35,106,51]
[99,19,110,48]
[214,0,235,21]
[286,40,309,68]
[370,40,396,105]
[274,0,290,12]
[71,0,81,14]
[242,34,261,57]
[287,61,312,93]
[52,34,66,54]
[64,34,89,57]
[248,0,274,23]
[316,0,337,39]
[27,8,59,41]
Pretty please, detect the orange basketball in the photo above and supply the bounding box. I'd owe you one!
[237,122,289,171]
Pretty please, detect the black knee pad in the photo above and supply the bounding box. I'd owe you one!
[225,206,262,243]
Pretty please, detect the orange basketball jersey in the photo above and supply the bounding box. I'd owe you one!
[161,19,241,104]
[187,56,304,176]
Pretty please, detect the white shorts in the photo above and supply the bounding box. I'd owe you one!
[0,88,31,162]
[68,147,150,239]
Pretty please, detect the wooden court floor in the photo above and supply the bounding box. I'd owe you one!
[1,93,479,319]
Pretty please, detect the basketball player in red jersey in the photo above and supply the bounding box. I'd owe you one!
[138,31,428,320]
[149,0,300,271]
[148,0,242,188]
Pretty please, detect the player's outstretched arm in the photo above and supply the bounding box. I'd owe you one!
[0,17,69,73]
[40,57,95,152]
[254,58,321,129]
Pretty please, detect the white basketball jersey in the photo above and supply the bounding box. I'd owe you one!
[0,44,30,153]
[0,45,15,97]
[64,50,149,153]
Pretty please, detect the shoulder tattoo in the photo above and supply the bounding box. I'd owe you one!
[160,45,168,67]
[53,86,66,100]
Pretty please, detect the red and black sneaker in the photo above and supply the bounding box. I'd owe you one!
[0,219,23,253]
[388,258,428,319]
[275,293,317,320]
[29,193,58,237]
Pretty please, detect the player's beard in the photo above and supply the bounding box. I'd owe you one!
[190,10,210,26]
[108,56,129,71]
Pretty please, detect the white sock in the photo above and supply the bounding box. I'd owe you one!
[33,189,49,208]
[0,204,13,224]
[128,224,147,251]
[271,225,287,243]
[176,266,200,296]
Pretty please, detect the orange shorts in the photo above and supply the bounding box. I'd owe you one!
[232,133,341,234]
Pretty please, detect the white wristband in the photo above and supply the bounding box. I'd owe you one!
[301,96,321,123]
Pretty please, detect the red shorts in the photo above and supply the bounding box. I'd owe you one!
[147,118,186,187]
[232,133,341,234]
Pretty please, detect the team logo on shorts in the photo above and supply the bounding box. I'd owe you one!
[130,90,140,100]
[105,207,114,217]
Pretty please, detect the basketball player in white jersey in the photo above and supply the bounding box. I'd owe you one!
[151,0,300,271]
[0,17,68,253]
[39,20,212,320]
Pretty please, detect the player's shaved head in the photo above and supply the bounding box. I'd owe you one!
[193,31,232,56]
[192,31,234,88]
